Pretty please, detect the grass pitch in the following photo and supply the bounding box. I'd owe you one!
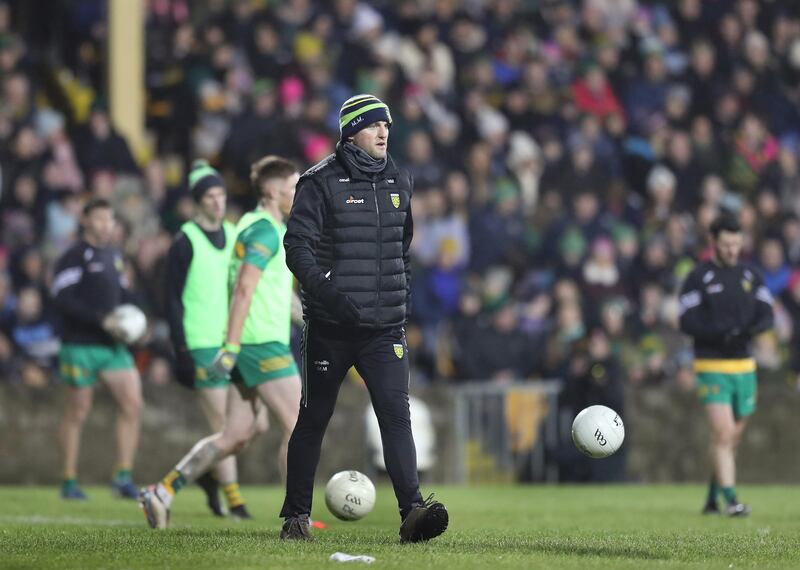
[1,485,798,569]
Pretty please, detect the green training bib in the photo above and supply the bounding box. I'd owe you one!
[181,220,235,349]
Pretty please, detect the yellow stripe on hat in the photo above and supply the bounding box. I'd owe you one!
[340,94,378,111]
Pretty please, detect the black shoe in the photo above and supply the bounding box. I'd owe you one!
[702,503,720,515]
[399,493,449,543]
[726,502,751,517]
[280,515,314,541]
[230,504,252,520]
[196,472,225,517]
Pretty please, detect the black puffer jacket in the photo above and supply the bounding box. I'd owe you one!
[284,145,413,328]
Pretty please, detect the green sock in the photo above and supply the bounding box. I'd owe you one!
[62,478,78,490]
[114,468,132,482]
[721,486,737,505]
[706,479,720,505]
[161,470,187,496]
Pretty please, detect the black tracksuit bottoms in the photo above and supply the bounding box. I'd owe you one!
[280,320,424,520]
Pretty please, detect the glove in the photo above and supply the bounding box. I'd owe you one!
[207,343,240,380]
[174,347,196,389]
[318,280,361,325]
[334,295,361,325]
[723,328,745,345]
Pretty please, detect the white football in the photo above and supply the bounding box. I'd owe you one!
[111,304,147,344]
[325,470,376,521]
[572,405,625,458]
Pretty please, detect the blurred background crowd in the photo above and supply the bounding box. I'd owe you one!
[1,0,799,416]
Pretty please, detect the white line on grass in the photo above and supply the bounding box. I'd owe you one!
[0,515,137,527]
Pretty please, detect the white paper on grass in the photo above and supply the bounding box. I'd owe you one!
[329,552,376,564]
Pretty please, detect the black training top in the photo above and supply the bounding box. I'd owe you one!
[51,240,133,346]
[678,260,774,359]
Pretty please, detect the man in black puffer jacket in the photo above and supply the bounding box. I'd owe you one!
[279,94,448,543]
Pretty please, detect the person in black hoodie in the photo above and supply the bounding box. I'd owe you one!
[279,94,448,543]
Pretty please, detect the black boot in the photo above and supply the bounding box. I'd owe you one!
[399,494,449,543]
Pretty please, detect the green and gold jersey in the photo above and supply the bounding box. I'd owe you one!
[229,209,293,345]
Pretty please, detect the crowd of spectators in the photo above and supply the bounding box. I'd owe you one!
[2,0,800,416]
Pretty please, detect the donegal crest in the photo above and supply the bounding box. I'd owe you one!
[393,343,404,359]
[390,193,400,209]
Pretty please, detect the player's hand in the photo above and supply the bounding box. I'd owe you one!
[318,280,360,325]
[334,295,361,325]
[174,348,196,389]
[207,343,240,380]
[723,327,745,345]
[101,312,127,341]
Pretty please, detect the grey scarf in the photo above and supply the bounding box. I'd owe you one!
[340,141,387,174]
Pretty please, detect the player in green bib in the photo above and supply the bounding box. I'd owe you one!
[162,160,263,520]
[140,156,302,529]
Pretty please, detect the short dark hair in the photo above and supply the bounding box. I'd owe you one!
[82,197,112,217]
[250,155,297,197]
[709,213,741,238]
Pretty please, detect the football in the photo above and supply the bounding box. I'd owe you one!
[111,304,147,344]
[324,470,376,521]
[571,405,625,458]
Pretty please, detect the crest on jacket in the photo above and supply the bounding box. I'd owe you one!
[390,193,400,209]
[393,343,404,359]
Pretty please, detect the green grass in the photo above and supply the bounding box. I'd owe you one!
[1,485,799,569]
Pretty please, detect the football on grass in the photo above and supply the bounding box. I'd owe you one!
[325,470,376,521]
[572,405,625,458]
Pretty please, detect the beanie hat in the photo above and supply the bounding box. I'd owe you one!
[252,78,275,98]
[339,94,392,140]
[188,159,225,202]
[560,228,587,256]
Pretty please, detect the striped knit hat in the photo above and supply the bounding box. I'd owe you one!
[188,159,225,202]
[339,94,392,140]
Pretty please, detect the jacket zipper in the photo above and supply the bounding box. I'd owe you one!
[373,181,381,326]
